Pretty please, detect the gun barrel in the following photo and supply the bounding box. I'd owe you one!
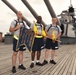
[44,0,57,18]
[2,0,31,26]
[21,0,46,26]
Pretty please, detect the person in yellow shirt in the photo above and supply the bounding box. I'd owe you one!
[30,16,45,68]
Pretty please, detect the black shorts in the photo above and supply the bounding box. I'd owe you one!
[32,38,44,51]
[13,38,26,52]
[45,38,59,50]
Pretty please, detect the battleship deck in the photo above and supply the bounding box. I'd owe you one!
[0,43,76,75]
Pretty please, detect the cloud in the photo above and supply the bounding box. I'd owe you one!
[0,20,5,23]
[7,12,15,17]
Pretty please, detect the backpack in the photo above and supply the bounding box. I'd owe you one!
[11,20,25,35]
[47,24,64,35]
[14,19,25,27]
[47,24,59,32]
[14,19,25,31]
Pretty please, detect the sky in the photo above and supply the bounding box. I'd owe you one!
[0,0,76,36]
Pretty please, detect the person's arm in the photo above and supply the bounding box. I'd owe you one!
[56,26,62,39]
[30,23,33,30]
[9,21,21,32]
[24,21,30,29]
[9,25,20,32]
[56,32,61,39]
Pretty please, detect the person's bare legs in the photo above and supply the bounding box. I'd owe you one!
[12,52,18,73]
[19,51,23,65]
[12,52,18,67]
[37,51,41,61]
[50,50,56,64]
[18,51,26,70]
[31,51,35,61]
[30,51,35,68]
[45,49,50,61]
[51,50,55,60]
[42,49,49,65]
[36,51,42,66]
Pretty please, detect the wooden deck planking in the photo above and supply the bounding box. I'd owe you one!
[0,44,76,75]
[39,50,68,75]
[40,45,74,75]
[71,58,76,75]
[16,45,74,74]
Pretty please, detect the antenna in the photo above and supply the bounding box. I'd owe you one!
[70,0,72,7]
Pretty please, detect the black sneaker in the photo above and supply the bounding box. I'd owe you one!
[36,62,42,66]
[42,60,48,66]
[50,60,56,64]
[12,66,16,73]
[18,64,26,70]
[30,63,34,68]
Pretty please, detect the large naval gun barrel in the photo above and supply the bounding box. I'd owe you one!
[44,0,60,25]
[21,0,46,26]
[44,0,57,18]
[2,0,31,26]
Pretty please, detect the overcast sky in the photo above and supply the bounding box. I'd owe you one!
[0,0,76,36]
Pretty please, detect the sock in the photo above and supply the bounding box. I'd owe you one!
[31,61,34,63]
[36,60,39,63]
[19,64,22,66]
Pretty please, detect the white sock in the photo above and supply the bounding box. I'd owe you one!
[19,64,21,66]
[31,61,34,63]
[36,60,39,63]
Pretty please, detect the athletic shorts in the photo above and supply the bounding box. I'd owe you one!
[45,38,59,50]
[13,38,26,52]
[32,38,44,51]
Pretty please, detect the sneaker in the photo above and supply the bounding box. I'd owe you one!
[18,64,26,70]
[30,63,34,68]
[12,66,16,73]
[36,62,42,66]
[42,60,48,66]
[50,60,56,64]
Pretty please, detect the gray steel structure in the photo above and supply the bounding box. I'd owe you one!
[21,0,46,26]
[2,0,31,26]
[44,0,60,25]
[44,0,57,18]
